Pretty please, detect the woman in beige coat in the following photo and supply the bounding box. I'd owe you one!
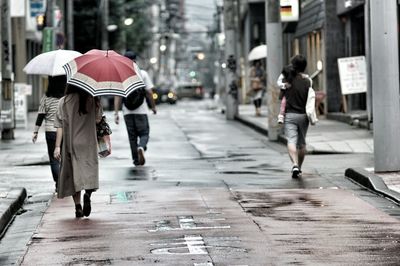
[54,85,111,218]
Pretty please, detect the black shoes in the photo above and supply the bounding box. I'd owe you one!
[292,165,300,178]
[75,204,84,218]
[83,193,91,217]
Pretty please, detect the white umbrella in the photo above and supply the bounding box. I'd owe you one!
[248,44,267,61]
[23,49,82,76]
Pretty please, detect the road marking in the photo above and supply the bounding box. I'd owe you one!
[149,215,230,232]
[150,235,208,255]
[109,191,135,203]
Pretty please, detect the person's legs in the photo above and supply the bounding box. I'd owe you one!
[285,113,301,178]
[254,98,262,116]
[278,97,286,124]
[298,145,306,169]
[287,143,298,166]
[135,115,150,150]
[83,189,94,217]
[279,96,286,115]
[45,131,60,190]
[72,191,83,218]
[124,114,139,165]
[135,115,150,165]
[296,114,309,171]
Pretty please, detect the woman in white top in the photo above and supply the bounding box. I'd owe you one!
[32,75,66,191]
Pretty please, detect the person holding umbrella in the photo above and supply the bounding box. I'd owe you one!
[32,75,66,191]
[54,49,144,218]
[53,85,110,218]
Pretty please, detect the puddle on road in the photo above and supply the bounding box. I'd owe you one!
[219,171,259,175]
[64,258,112,265]
[234,191,325,218]
[126,168,158,181]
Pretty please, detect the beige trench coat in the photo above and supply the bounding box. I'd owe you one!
[54,94,102,198]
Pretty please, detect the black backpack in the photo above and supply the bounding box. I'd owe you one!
[123,88,146,110]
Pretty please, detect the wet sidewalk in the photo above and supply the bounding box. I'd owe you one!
[236,104,400,204]
[0,113,48,237]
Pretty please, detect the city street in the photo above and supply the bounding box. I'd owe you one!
[0,100,399,265]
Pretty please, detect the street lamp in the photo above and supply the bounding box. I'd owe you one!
[150,57,158,64]
[124,18,134,26]
[160,44,167,52]
[107,24,118,32]
[197,52,205,60]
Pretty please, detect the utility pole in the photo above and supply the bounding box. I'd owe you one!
[369,0,400,172]
[0,0,15,139]
[265,0,282,141]
[223,0,238,120]
[66,0,74,49]
[12,10,27,84]
[101,0,109,50]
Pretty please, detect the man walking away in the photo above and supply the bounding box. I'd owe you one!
[114,51,157,166]
[282,54,311,178]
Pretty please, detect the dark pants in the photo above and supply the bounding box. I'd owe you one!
[253,98,262,108]
[45,131,60,186]
[124,114,150,165]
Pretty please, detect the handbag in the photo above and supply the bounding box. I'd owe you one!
[97,137,110,157]
[306,87,318,125]
[96,116,112,138]
[96,116,112,157]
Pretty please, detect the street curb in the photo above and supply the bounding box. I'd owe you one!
[345,168,400,205]
[0,188,27,236]
[235,115,287,144]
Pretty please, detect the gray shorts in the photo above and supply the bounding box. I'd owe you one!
[284,113,309,147]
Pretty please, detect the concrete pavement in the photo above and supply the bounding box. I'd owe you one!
[15,102,400,265]
[0,104,399,250]
[0,113,49,237]
[236,104,400,204]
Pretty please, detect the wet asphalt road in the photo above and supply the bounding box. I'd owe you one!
[1,99,400,265]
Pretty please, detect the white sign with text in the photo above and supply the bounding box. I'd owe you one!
[338,56,368,95]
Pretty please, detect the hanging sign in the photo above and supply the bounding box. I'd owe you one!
[280,0,299,22]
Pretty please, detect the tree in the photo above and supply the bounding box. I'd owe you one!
[108,0,152,54]
[73,0,100,53]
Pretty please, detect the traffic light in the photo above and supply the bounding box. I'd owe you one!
[36,14,45,30]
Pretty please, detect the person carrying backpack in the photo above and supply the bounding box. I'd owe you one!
[114,50,157,166]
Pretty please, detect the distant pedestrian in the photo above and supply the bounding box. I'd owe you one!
[114,50,157,166]
[32,75,66,191]
[53,85,111,218]
[281,54,311,178]
[248,60,266,116]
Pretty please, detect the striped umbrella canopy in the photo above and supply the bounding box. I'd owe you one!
[63,49,145,97]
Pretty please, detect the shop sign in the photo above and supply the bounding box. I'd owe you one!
[30,0,45,17]
[280,0,299,22]
[14,83,29,129]
[42,27,54,52]
[338,56,367,95]
[11,0,25,17]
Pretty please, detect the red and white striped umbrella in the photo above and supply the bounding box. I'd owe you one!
[63,49,145,97]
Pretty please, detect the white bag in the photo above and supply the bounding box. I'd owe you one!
[306,87,318,125]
